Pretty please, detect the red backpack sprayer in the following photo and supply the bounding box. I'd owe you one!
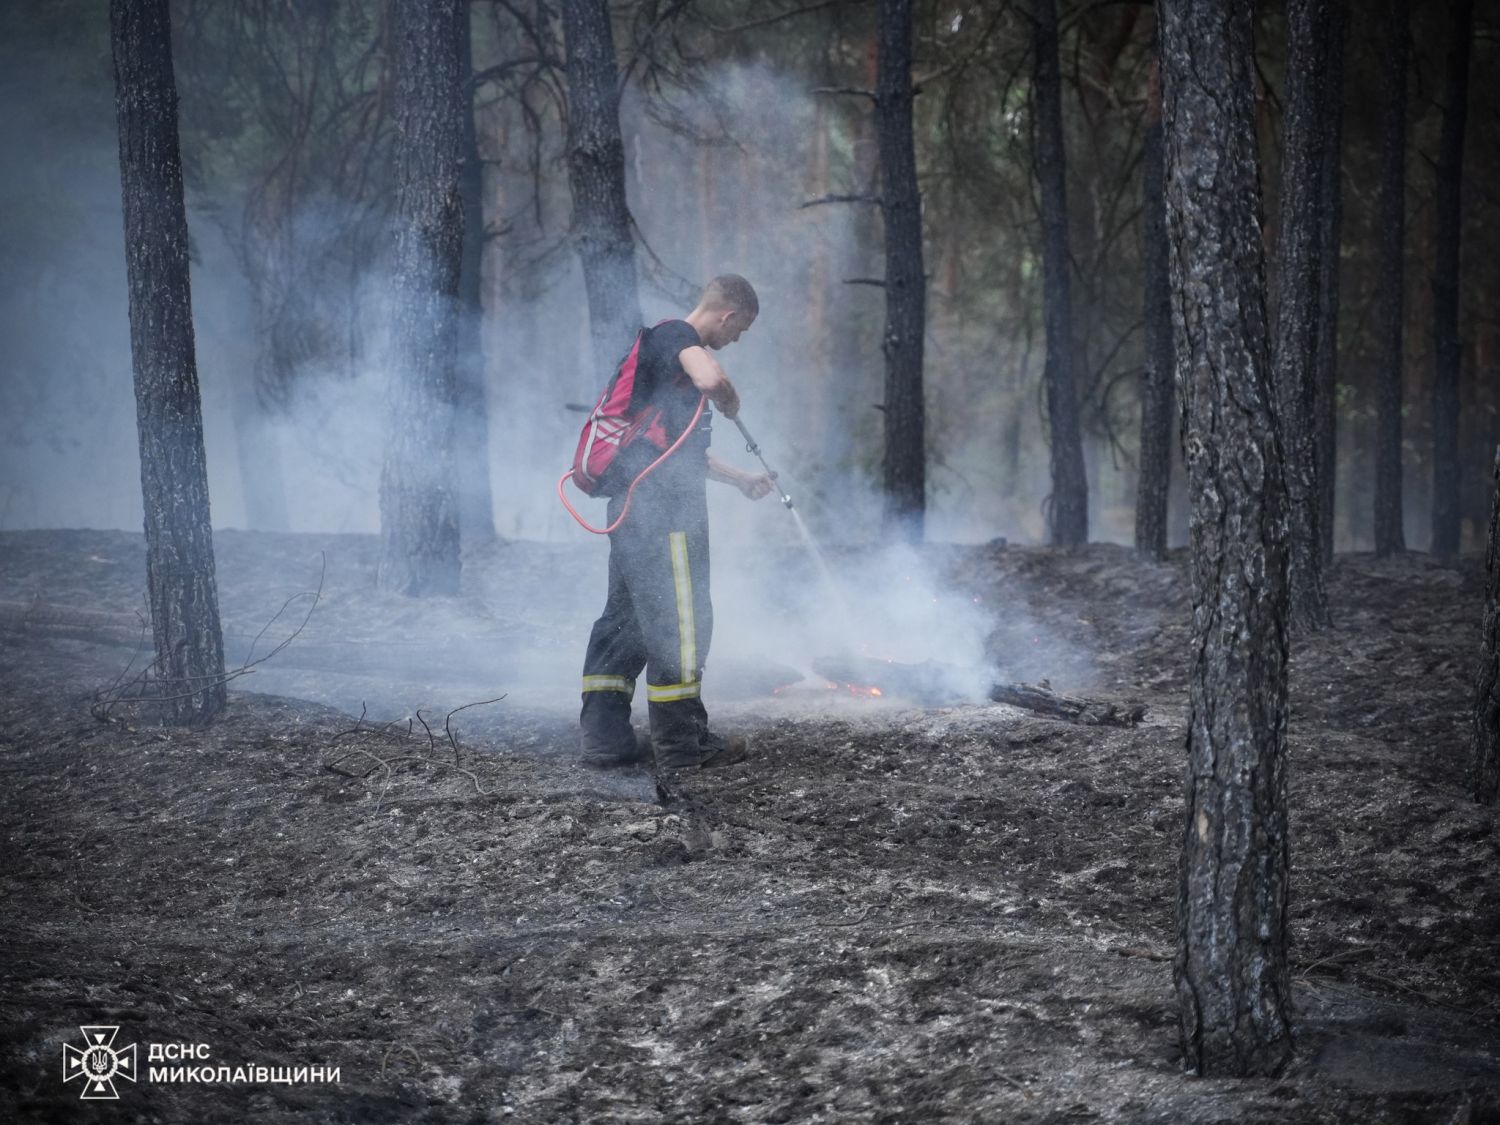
[557,326,792,535]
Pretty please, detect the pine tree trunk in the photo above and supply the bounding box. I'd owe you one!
[455,6,496,545]
[561,0,642,375]
[378,0,464,597]
[1271,0,1331,629]
[1373,0,1409,557]
[110,0,227,724]
[1315,0,1347,566]
[1136,53,1174,561]
[1158,0,1293,1077]
[1034,0,1088,547]
[877,0,926,540]
[1432,0,1473,559]
[1474,448,1500,804]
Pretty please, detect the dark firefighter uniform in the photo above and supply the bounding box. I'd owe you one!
[580,319,715,761]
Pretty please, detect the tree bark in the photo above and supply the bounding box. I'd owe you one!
[1271,0,1331,629]
[1432,0,1473,559]
[1314,0,1347,566]
[877,0,926,540]
[1373,0,1409,557]
[456,6,496,545]
[1158,0,1293,1077]
[110,0,228,724]
[378,0,465,597]
[1136,53,1174,561]
[1474,448,1500,804]
[561,0,643,376]
[1033,0,1088,547]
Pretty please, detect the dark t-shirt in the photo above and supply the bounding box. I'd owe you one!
[630,320,706,436]
[604,319,712,494]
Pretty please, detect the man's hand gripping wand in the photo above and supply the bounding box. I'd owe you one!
[730,416,794,509]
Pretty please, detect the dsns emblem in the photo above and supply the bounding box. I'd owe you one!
[62,1026,138,1099]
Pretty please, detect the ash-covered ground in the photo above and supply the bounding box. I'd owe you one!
[1,528,1497,1123]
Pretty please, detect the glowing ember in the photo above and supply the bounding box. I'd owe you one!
[819,679,886,698]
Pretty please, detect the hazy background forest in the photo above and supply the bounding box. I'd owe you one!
[1,0,1497,549]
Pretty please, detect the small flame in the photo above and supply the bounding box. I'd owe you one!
[824,681,885,698]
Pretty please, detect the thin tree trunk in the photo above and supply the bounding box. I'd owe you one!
[1158,0,1293,1077]
[378,0,465,596]
[1136,54,1174,561]
[807,97,835,461]
[876,0,930,543]
[1315,0,1347,566]
[561,0,642,375]
[876,0,926,540]
[110,0,227,724]
[1474,448,1500,804]
[1432,0,1473,559]
[456,6,496,545]
[1034,0,1088,547]
[1469,294,1499,544]
[1373,0,1409,557]
[1272,0,1331,629]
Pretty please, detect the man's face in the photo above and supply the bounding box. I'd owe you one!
[709,309,754,350]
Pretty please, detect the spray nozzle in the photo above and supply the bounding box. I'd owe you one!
[730,415,795,511]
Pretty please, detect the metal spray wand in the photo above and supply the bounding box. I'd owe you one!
[730,416,794,509]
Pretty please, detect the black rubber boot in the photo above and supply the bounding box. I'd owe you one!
[580,728,652,769]
[649,697,707,767]
[580,692,650,768]
[692,730,749,768]
[648,678,749,768]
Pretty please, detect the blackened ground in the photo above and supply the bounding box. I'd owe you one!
[0,530,1496,1123]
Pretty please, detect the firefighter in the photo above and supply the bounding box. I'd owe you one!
[579,274,774,770]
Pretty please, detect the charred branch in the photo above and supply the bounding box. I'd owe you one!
[809,657,1145,727]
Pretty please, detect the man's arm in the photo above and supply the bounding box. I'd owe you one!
[707,452,774,500]
[678,346,741,418]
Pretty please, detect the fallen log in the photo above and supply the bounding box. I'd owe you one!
[985,681,1146,727]
[810,655,1145,727]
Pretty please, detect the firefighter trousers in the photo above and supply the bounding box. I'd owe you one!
[580,473,713,755]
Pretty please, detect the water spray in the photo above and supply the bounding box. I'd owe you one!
[729,415,794,509]
[726,414,861,647]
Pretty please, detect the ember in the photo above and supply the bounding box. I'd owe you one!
[824,680,884,698]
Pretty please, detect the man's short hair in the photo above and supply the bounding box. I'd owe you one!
[701,274,759,320]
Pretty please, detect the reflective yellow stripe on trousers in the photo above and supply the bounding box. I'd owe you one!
[581,675,634,695]
[668,530,697,683]
[647,681,701,703]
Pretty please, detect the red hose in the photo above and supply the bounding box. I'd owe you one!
[557,394,707,535]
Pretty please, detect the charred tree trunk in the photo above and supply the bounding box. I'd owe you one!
[1158,0,1293,1077]
[1271,0,1331,629]
[1136,54,1174,561]
[378,0,465,597]
[1033,0,1088,547]
[456,7,496,545]
[1315,0,1347,566]
[1432,0,1473,559]
[110,0,227,724]
[561,0,642,375]
[1373,0,1409,557]
[877,0,926,540]
[1474,449,1500,804]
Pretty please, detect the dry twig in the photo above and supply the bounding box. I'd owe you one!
[91,553,326,722]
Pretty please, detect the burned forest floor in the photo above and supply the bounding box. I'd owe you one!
[1,528,1498,1123]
